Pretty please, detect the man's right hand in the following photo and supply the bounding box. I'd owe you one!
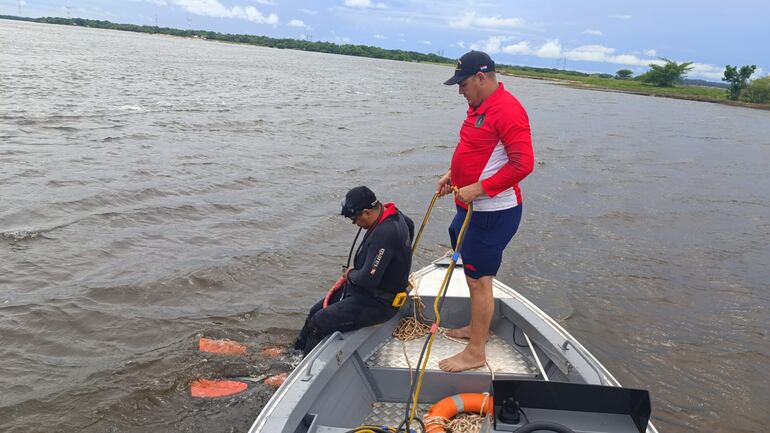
[436,170,452,197]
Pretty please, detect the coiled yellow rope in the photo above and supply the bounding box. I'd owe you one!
[423,393,491,433]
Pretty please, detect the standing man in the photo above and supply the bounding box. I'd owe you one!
[436,51,534,372]
[294,186,414,355]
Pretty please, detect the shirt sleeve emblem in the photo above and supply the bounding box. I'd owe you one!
[370,248,385,275]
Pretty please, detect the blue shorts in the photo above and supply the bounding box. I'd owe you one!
[448,204,522,279]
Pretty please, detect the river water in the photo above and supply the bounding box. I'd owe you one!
[1,19,769,433]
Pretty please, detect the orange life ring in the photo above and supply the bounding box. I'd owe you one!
[425,393,494,433]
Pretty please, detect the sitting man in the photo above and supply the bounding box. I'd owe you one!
[294,186,414,355]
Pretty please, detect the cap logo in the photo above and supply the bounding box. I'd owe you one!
[480,65,488,71]
[455,59,462,71]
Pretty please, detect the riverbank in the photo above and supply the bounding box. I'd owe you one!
[496,68,770,110]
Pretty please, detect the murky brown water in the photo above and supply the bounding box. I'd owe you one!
[2,19,769,433]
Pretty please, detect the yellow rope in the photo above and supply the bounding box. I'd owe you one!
[349,427,397,433]
[407,202,473,426]
[410,193,439,256]
[424,415,449,432]
[393,317,431,340]
[446,413,486,433]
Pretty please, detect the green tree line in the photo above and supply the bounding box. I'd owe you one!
[0,15,453,63]
[617,59,768,103]
[0,15,613,79]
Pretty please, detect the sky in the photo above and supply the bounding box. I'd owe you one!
[3,0,769,81]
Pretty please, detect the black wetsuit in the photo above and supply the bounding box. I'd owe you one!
[295,204,414,355]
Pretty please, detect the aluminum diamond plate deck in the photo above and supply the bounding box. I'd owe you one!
[363,402,432,427]
[366,333,538,374]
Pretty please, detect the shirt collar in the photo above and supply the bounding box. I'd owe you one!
[467,82,505,116]
[378,202,398,223]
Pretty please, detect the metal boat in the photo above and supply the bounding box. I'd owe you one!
[249,257,658,433]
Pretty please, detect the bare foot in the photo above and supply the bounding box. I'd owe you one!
[438,347,486,372]
[444,325,472,339]
[444,326,490,341]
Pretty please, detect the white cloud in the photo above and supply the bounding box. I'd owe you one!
[537,40,563,59]
[250,0,275,4]
[613,54,656,66]
[466,36,728,81]
[344,0,387,9]
[561,44,663,66]
[689,63,726,80]
[470,36,532,56]
[458,41,465,49]
[566,44,615,62]
[469,37,657,66]
[609,14,632,19]
[172,0,278,25]
[469,35,507,53]
[287,19,307,28]
[503,41,532,55]
[299,8,317,15]
[421,40,432,45]
[583,29,602,36]
[450,11,523,30]
[374,34,386,39]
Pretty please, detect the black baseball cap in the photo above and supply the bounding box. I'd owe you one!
[341,186,379,218]
[443,50,496,85]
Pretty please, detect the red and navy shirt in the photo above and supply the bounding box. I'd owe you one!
[450,82,534,211]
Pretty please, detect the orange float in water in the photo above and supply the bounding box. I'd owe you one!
[190,379,247,398]
[263,372,288,388]
[198,337,247,355]
[425,393,494,433]
[261,345,287,359]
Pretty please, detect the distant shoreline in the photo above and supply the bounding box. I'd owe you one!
[3,15,767,111]
[500,71,770,110]
[508,73,770,110]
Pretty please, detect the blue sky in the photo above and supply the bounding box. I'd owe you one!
[4,0,768,81]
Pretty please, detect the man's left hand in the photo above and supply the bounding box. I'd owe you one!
[455,182,485,204]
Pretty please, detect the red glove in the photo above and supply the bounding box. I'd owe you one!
[323,275,347,308]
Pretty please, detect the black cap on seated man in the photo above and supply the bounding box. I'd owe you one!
[294,186,415,355]
[340,186,380,227]
[443,50,496,85]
